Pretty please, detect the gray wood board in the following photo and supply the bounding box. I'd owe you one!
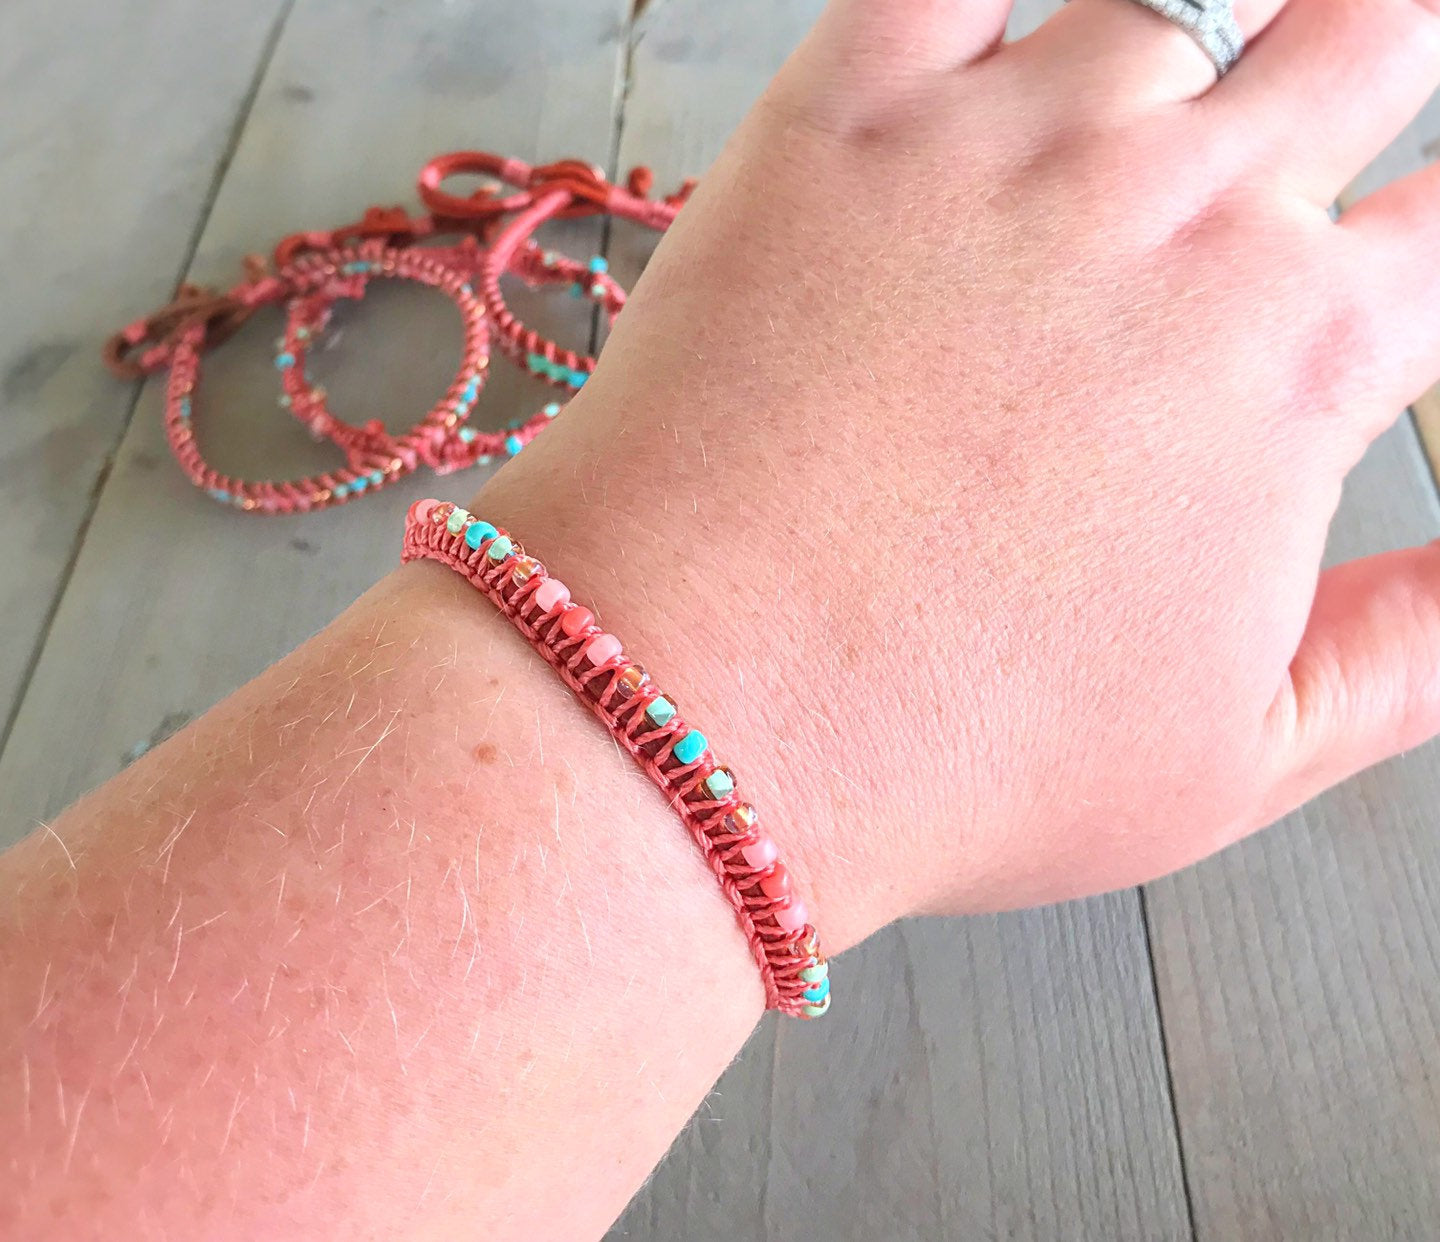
[0,0,290,754]
[1146,91,1440,1242]
[609,2,1188,1237]
[0,0,631,843]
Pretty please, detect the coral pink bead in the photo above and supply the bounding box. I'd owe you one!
[534,578,570,614]
[559,605,593,637]
[773,898,809,933]
[582,632,621,666]
[759,863,792,899]
[413,498,437,524]
[741,835,778,871]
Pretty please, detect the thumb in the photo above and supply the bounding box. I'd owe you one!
[1267,543,1440,815]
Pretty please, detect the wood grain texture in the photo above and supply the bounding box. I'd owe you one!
[0,0,630,836]
[608,2,1189,1237]
[1150,99,1440,1242]
[0,0,289,751]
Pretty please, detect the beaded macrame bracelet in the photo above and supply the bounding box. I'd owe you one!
[481,183,675,390]
[104,148,697,514]
[163,241,493,512]
[402,498,832,1018]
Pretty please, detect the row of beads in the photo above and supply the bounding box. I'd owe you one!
[403,498,830,1018]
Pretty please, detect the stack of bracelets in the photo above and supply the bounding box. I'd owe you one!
[103,152,690,514]
[103,148,833,1019]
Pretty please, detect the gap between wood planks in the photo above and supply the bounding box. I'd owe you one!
[0,0,297,776]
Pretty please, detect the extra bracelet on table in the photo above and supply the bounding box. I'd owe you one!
[402,498,832,1019]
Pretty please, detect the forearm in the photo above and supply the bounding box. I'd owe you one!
[0,558,797,1240]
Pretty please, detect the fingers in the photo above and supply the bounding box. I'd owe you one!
[1337,161,1440,408]
[814,0,1016,75]
[1205,0,1440,204]
[1265,544,1440,816]
[1012,0,1289,112]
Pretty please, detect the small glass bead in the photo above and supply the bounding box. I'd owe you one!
[802,976,831,1005]
[614,665,648,700]
[588,255,608,273]
[703,767,735,799]
[465,520,498,549]
[803,995,831,1018]
[432,502,454,526]
[486,535,514,562]
[511,556,539,584]
[728,803,758,834]
[446,507,470,535]
[740,835,778,871]
[759,863,792,899]
[559,605,594,637]
[645,696,676,727]
[673,729,707,765]
[505,434,523,455]
[534,578,570,613]
[582,633,622,666]
[543,402,561,418]
[773,898,808,933]
[799,961,829,985]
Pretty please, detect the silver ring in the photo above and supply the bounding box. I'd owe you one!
[1127,0,1244,75]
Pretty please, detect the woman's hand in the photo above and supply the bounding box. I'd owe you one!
[479,0,1440,943]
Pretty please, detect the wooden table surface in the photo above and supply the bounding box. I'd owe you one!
[4,2,1440,1237]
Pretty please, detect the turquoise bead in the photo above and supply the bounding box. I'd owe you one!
[486,535,514,561]
[351,476,368,492]
[569,370,589,388]
[543,402,561,418]
[274,352,294,368]
[704,769,735,799]
[459,427,477,443]
[799,961,828,985]
[645,696,676,727]
[673,729,707,765]
[333,484,348,498]
[505,434,523,456]
[527,352,546,373]
[369,471,383,486]
[465,520,497,549]
[588,255,608,274]
[802,977,830,1004]
[803,997,831,1018]
[179,397,191,418]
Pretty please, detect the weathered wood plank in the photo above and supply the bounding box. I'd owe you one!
[0,0,288,751]
[610,2,1189,1237]
[1150,117,1440,1239]
[0,0,630,832]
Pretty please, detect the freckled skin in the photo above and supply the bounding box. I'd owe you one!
[7,2,1440,1238]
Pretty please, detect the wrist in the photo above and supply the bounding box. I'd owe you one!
[469,388,934,952]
